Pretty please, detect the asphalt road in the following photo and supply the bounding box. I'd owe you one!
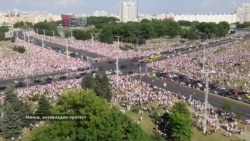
[1,31,249,120]
[140,76,250,120]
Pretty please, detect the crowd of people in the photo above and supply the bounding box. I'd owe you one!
[147,40,250,92]
[16,79,82,104]
[0,30,249,139]
[26,31,192,60]
[109,74,180,109]
[0,38,90,79]
[108,73,247,136]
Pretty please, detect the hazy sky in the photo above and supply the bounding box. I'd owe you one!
[0,0,249,15]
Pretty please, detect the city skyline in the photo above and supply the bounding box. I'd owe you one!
[0,0,250,15]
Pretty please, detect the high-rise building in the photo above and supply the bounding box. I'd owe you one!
[120,0,138,22]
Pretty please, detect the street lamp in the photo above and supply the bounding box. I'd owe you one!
[27,32,30,45]
[86,56,91,73]
[202,45,206,71]
[23,29,26,42]
[70,30,73,44]
[65,39,69,60]
[201,44,216,134]
[52,31,55,41]
[36,29,38,39]
[201,69,216,134]
[115,36,120,88]
[43,30,45,41]
[42,30,44,50]
[91,33,94,48]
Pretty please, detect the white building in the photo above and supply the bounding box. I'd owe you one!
[237,3,250,23]
[93,11,108,17]
[138,13,166,21]
[120,0,138,22]
[173,13,236,24]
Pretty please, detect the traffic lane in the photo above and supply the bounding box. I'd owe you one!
[0,58,135,86]
[28,36,104,58]
[0,71,71,85]
[139,76,250,119]
[44,41,103,58]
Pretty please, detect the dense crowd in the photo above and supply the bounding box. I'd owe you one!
[0,70,247,137]
[16,79,82,104]
[0,39,90,79]
[147,41,250,92]
[109,74,180,109]
[108,74,247,136]
[26,31,193,60]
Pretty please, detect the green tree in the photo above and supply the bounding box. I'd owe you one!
[35,95,51,116]
[169,102,192,141]
[99,25,114,44]
[160,101,193,141]
[0,26,9,41]
[0,85,31,139]
[82,74,112,101]
[171,101,191,117]
[94,74,112,102]
[31,90,152,141]
[1,103,23,139]
[82,73,96,90]
[168,112,193,141]
[73,29,91,40]
[87,16,119,28]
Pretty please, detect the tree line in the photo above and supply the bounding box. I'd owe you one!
[33,21,61,37]
[13,21,33,29]
[16,17,231,45]
[99,20,230,44]
[0,26,9,41]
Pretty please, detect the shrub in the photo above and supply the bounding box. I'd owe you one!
[13,46,25,53]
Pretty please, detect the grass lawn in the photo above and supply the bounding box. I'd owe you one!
[124,109,156,135]
[21,129,33,141]
[192,127,241,141]
[0,41,16,57]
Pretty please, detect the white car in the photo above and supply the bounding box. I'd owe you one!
[105,70,112,75]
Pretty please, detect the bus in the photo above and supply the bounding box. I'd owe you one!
[147,53,163,62]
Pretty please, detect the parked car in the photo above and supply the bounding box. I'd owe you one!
[245,94,250,99]
[120,65,128,69]
[244,99,250,104]
[231,95,242,100]
[105,70,112,75]
[34,79,41,84]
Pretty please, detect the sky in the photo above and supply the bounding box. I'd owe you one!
[0,0,250,15]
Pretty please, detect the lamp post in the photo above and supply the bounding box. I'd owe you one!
[36,28,38,39]
[27,32,30,45]
[202,45,206,71]
[23,29,26,42]
[115,36,120,88]
[201,43,216,134]
[16,30,19,43]
[70,30,73,44]
[65,39,69,60]
[201,69,216,134]
[42,30,44,51]
[91,33,94,48]
[52,31,55,41]
[43,30,45,41]
[25,68,29,89]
